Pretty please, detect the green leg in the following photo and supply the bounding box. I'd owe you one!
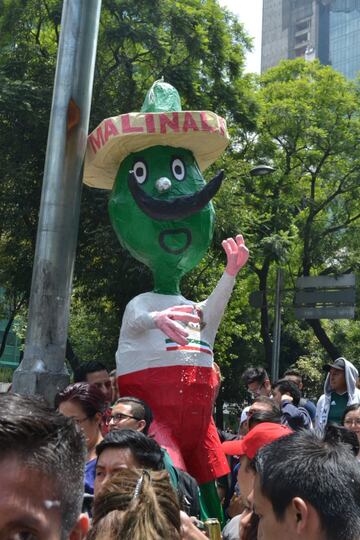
[199,480,225,528]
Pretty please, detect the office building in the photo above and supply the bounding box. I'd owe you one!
[261,0,360,79]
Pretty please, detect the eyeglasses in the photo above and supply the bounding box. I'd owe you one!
[107,412,141,424]
[344,418,360,427]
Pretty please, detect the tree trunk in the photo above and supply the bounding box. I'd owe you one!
[306,319,341,360]
[301,226,341,360]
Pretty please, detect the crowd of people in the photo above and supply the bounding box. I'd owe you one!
[220,359,360,539]
[2,356,360,539]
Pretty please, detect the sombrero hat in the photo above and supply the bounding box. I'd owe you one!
[83,79,230,190]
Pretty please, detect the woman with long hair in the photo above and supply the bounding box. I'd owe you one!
[87,468,181,540]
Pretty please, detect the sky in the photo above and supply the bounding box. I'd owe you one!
[218,0,263,73]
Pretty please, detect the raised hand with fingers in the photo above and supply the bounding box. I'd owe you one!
[152,305,201,346]
[222,234,249,277]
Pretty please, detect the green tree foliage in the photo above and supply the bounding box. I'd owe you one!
[0,1,59,359]
[200,59,360,402]
[291,355,324,400]
[224,59,360,371]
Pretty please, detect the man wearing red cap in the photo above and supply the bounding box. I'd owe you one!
[222,423,292,540]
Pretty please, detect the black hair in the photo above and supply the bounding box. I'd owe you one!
[96,429,164,471]
[341,403,360,425]
[251,396,280,415]
[324,424,359,457]
[0,393,86,538]
[248,409,281,431]
[242,367,269,386]
[114,396,153,435]
[272,378,301,406]
[74,361,109,382]
[283,368,302,380]
[255,430,360,540]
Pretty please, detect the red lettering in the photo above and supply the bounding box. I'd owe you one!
[145,114,156,133]
[200,112,215,132]
[183,112,199,132]
[89,126,105,153]
[121,114,144,133]
[104,119,119,143]
[159,113,179,134]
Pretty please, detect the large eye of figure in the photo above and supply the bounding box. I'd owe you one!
[132,160,148,184]
[171,157,186,181]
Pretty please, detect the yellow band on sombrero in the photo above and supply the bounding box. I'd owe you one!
[84,110,229,190]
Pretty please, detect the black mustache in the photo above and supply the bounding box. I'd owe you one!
[128,170,224,221]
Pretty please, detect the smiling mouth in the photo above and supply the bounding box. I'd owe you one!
[159,228,192,254]
[128,170,224,221]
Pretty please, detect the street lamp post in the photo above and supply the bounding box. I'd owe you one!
[12,0,102,404]
[250,165,276,177]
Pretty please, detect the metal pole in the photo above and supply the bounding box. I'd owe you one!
[271,268,283,382]
[12,0,102,404]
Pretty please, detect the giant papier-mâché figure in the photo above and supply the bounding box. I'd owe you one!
[84,80,249,509]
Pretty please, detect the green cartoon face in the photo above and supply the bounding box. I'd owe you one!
[109,146,223,294]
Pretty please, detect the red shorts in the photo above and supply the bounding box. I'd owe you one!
[118,365,230,484]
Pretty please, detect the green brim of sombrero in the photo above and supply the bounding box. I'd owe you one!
[83,80,229,190]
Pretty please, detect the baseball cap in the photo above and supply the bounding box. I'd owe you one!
[323,357,346,372]
[222,422,292,459]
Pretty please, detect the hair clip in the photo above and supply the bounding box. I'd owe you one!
[133,469,150,499]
